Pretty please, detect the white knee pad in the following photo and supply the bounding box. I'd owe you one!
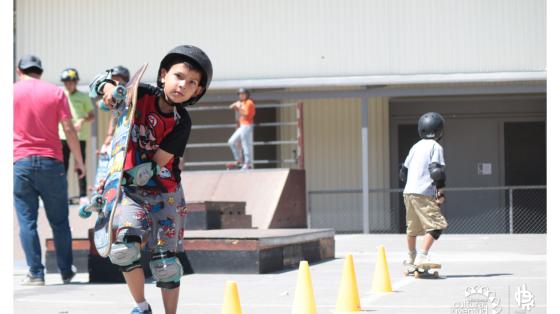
[149,253,183,289]
[109,242,141,270]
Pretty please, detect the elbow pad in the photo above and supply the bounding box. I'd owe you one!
[399,165,408,183]
[428,162,446,188]
[89,70,119,98]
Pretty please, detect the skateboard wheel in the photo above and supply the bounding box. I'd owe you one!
[433,271,439,278]
[414,271,420,279]
[79,205,92,218]
[403,271,409,277]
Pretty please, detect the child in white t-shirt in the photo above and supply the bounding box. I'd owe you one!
[400,112,448,267]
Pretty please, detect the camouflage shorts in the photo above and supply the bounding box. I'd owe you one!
[114,186,188,253]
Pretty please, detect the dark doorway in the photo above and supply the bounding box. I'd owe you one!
[395,124,420,232]
[504,121,546,233]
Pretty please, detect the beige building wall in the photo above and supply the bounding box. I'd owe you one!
[16,0,545,85]
[278,97,390,231]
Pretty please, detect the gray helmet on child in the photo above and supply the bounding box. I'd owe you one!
[110,65,130,83]
[418,112,445,140]
[60,68,80,81]
[157,45,213,106]
[238,87,250,97]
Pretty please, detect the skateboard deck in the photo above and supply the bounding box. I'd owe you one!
[403,261,442,279]
[80,63,148,257]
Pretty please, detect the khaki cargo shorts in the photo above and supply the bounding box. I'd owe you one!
[403,193,448,236]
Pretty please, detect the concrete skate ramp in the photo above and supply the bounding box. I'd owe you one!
[180,169,306,229]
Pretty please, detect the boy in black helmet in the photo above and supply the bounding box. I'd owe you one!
[400,112,448,269]
[90,45,213,314]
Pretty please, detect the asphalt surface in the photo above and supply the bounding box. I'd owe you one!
[14,233,546,314]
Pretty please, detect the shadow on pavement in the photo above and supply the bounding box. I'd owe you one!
[444,273,513,279]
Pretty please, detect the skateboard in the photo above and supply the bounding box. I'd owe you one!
[403,261,441,279]
[78,63,149,258]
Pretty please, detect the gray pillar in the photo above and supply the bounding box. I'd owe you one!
[361,97,369,234]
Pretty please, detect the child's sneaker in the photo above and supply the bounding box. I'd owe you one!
[413,253,440,267]
[405,251,416,265]
[130,304,152,314]
[21,273,45,286]
[62,271,76,284]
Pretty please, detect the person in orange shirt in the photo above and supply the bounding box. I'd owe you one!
[228,88,255,170]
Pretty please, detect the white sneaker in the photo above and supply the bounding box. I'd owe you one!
[405,251,416,265]
[241,164,252,170]
[413,253,440,268]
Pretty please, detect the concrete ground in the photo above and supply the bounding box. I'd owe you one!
[14,233,546,314]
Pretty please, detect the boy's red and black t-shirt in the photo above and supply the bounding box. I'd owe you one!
[123,83,191,193]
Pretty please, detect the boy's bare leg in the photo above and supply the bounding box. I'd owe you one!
[161,287,180,314]
[420,233,436,253]
[123,268,146,303]
[407,235,417,252]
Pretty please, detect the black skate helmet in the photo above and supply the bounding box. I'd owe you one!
[157,45,213,106]
[238,87,250,97]
[110,65,130,83]
[60,68,79,81]
[418,112,445,140]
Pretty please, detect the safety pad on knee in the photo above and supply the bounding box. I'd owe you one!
[109,235,142,272]
[428,229,443,240]
[149,252,183,289]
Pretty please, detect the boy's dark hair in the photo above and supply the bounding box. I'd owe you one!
[157,45,213,107]
[20,67,43,76]
[158,54,204,86]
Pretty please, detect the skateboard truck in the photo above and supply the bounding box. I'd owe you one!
[99,84,127,112]
[78,194,106,218]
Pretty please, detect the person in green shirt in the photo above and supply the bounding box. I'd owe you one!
[58,68,94,204]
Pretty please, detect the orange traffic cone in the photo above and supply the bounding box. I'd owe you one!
[291,261,317,314]
[335,254,361,312]
[372,245,393,292]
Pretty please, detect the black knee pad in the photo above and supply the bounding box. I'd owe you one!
[428,229,443,240]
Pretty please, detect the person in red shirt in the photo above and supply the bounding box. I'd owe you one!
[227,88,255,169]
[13,55,86,286]
[91,45,212,314]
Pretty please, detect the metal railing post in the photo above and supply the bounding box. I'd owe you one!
[360,97,369,234]
[307,191,311,229]
[296,101,305,169]
[509,188,514,234]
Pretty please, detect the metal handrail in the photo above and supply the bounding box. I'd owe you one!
[308,185,547,195]
[191,121,297,130]
[186,140,298,148]
[187,103,297,112]
[184,159,296,167]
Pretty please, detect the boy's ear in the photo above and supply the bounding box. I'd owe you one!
[194,86,203,96]
[159,68,168,84]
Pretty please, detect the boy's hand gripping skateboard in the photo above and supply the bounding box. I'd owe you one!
[78,63,149,258]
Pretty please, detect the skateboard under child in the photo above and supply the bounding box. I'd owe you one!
[78,63,149,258]
[403,261,441,279]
